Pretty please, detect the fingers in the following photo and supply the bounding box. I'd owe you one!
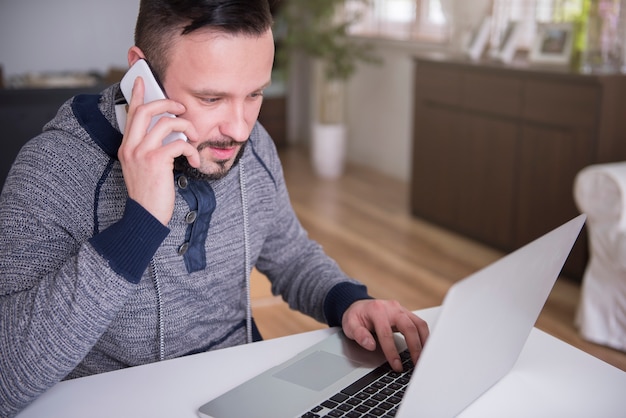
[124,77,193,149]
[121,77,199,168]
[343,299,429,373]
[396,311,429,366]
[369,301,417,372]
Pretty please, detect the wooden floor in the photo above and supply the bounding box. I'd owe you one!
[251,145,626,372]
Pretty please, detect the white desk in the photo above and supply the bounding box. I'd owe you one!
[17,308,626,418]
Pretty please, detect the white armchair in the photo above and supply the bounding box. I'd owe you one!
[573,162,626,352]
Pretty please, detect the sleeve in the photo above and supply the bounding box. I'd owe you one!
[250,129,372,325]
[0,138,168,417]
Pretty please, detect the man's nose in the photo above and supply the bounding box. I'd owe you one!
[220,102,250,143]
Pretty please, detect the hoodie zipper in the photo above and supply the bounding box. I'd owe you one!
[240,160,253,344]
[149,158,252,360]
[149,260,166,361]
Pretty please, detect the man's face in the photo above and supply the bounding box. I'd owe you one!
[162,28,275,180]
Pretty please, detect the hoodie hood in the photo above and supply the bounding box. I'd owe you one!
[43,84,123,159]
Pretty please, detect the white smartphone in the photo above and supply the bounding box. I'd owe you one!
[120,59,187,145]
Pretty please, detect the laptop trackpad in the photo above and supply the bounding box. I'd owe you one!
[274,351,360,391]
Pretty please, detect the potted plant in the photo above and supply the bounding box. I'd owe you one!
[273,0,379,178]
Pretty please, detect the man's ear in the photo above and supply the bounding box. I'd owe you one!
[127,46,146,67]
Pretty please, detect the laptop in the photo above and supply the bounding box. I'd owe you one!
[198,214,586,418]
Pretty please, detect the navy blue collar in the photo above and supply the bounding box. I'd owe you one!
[71,93,123,159]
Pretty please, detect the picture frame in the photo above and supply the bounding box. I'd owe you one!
[496,21,523,64]
[529,22,574,65]
[465,16,492,61]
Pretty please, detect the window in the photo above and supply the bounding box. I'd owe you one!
[490,0,587,50]
[346,0,449,42]
[346,0,590,50]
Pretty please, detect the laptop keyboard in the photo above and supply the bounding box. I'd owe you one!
[301,349,414,418]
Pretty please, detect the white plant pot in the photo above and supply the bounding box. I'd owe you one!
[311,123,347,179]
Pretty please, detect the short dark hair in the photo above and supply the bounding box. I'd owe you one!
[134,0,274,80]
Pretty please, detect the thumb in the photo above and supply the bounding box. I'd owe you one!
[346,326,377,352]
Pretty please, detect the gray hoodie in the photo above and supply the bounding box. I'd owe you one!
[0,84,369,416]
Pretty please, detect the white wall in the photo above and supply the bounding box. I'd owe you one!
[336,0,493,182]
[0,0,140,78]
[344,41,443,182]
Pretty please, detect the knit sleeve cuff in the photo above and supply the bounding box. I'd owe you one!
[89,198,170,284]
[324,282,372,327]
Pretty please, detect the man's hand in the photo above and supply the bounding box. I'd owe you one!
[118,77,200,225]
[342,299,429,372]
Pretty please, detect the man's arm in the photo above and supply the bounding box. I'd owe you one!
[248,129,429,371]
[0,140,168,417]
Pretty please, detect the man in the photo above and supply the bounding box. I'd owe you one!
[0,1,428,416]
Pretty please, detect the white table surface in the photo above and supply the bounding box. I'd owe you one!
[17,307,626,418]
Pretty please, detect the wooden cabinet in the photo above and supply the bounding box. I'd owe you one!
[410,55,626,280]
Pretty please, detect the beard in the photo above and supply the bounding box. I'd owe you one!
[174,140,247,181]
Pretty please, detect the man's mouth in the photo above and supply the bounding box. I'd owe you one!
[209,145,238,161]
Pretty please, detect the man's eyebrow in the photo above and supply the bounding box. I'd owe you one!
[191,88,227,96]
[192,81,272,97]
